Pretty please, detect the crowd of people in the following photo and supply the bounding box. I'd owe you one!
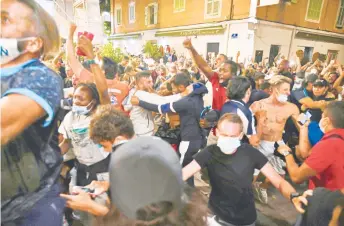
[1,0,344,226]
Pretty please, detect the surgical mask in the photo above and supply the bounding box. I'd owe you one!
[217,136,241,154]
[0,37,34,64]
[319,118,327,134]
[72,101,93,115]
[277,92,288,103]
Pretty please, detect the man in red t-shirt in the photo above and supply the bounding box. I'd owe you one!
[183,38,237,112]
[277,101,344,190]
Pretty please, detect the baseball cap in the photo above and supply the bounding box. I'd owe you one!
[313,79,329,87]
[109,137,184,219]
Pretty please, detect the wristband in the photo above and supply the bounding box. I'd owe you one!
[290,192,301,202]
[85,59,97,67]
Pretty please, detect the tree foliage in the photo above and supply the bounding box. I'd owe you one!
[101,42,125,63]
[142,41,162,60]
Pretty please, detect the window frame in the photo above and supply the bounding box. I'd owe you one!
[115,6,122,26]
[204,0,222,19]
[305,0,324,23]
[173,0,186,13]
[336,0,344,28]
[128,1,136,24]
[146,2,158,26]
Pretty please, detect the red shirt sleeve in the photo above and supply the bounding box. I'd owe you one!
[305,140,336,173]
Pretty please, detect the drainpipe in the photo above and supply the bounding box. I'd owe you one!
[288,27,296,60]
[224,22,230,56]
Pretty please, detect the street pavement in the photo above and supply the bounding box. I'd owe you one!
[194,173,307,226]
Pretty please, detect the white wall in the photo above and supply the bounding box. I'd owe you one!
[227,22,256,63]
[254,23,293,61]
[293,39,344,63]
[253,23,344,63]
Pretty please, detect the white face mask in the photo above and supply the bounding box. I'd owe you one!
[72,101,93,115]
[0,38,34,65]
[319,118,327,133]
[217,136,241,154]
[276,90,289,103]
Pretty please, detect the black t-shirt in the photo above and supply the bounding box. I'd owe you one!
[295,188,344,226]
[194,144,268,225]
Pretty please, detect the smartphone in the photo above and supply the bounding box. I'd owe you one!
[76,31,94,56]
[298,112,312,125]
[81,187,95,193]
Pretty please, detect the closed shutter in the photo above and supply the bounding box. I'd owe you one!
[145,6,148,26]
[213,0,220,16]
[154,3,158,25]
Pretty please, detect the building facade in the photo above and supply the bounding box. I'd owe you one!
[109,0,344,62]
[38,0,104,44]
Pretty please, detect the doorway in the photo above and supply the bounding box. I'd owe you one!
[255,50,263,63]
[304,47,314,62]
[269,45,280,66]
[207,43,220,60]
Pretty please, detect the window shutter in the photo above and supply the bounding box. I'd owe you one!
[154,3,158,25]
[206,2,212,15]
[213,0,220,15]
[145,6,148,26]
[174,0,178,10]
[181,0,185,9]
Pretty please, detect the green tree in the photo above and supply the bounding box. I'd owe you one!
[101,42,125,63]
[142,41,162,61]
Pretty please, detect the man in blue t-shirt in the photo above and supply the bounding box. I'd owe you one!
[1,1,64,225]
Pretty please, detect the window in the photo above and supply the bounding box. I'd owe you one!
[115,7,122,26]
[129,2,135,24]
[205,0,221,18]
[145,3,158,26]
[305,0,324,23]
[174,0,185,12]
[336,0,344,28]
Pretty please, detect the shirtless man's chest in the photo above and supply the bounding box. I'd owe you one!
[251,98,299,142]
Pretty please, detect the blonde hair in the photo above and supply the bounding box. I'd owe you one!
[19,0,60,57]
[269,75,291,87]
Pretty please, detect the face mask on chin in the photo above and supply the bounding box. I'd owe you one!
[0,37,35,65]
[72,101,93,115]
[217,136,242,154]
[276,90,288,103]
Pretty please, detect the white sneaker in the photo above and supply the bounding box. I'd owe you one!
[253,182,268,204]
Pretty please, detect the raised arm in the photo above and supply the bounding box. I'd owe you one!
[77,35,110,105]
[183,38,214,80]
[67,23,85,78]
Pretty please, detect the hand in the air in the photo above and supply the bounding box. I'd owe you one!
[183,38,193,49]
[77,35,95,60]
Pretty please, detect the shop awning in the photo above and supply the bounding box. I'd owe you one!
[155,25,226,37]
[108,33,142,40]
[295,31,344,45]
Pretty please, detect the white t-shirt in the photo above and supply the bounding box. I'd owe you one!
[59,112,109,166]
[123,89,182,136]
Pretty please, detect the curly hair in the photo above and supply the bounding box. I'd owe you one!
[89,105,134,143]
[92,186,208,226]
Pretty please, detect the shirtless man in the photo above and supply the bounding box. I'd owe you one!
[250,75,300,204]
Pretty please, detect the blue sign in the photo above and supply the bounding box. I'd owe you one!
[231,33,238,39]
